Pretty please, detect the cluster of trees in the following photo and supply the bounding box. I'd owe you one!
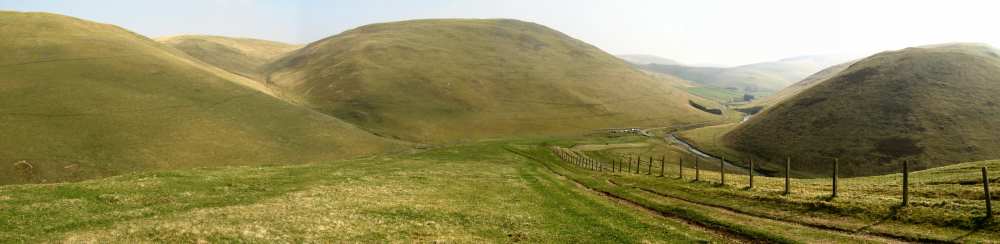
[688,100,723,115]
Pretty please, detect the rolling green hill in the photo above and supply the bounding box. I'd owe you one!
[0,11,404,185]
[637,55,848,93]
[158,35,301,81]
[263,19,720,143]
[724,43,1000,177]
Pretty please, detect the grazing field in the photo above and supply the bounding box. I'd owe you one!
[0,140,726,242]
[544,135,1000,243]
[686,86,770,103]
[6,135,995,242]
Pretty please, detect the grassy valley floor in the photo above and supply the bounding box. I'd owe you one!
[0,140,722,242]
[2,137,997,242]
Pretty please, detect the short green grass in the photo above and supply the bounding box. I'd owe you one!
[0,140,723,242]
[555,135,1000,243]
[4,136,998,242]
[686,86,772,104]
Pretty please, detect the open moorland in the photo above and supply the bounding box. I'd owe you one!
[2,9,999,243]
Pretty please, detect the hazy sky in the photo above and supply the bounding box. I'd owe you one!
[2,0,999,66]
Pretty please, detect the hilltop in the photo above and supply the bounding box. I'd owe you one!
[263,19,720,142]
[0,11,403,184]
[158,35,301,81]
[724,43,1000,176]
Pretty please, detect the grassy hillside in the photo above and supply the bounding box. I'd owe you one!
[637,55,848,93]
[0,11,404,185]
[725,43,1000,177]
[158,35,301,81]
[264,19,720,143]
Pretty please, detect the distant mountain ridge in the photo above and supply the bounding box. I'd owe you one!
[617,54,681,65]
[636,55,851,92]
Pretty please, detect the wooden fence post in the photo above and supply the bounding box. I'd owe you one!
[784,157,791,195]
[627,156,632,173]
[720,157,726,186]
[695,157,700,181]
[636,156,641,174]
[983,166,993,219]
[832,158,839,198]
[903,160,910,206]
[660,155,665,177]
[678,157,684,179]
[647,156,653,175]
[749,159,754,189]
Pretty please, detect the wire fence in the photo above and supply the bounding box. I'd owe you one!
[551,147,995,220]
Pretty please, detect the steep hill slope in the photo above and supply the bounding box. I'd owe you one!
[638,55,849,92]
[158,35,301,81]
[617,54,681,65]
[724,44,1000,176]
[264,19,719,142]
[0,11,403,184]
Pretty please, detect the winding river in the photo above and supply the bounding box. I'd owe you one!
[665,114,761,175]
